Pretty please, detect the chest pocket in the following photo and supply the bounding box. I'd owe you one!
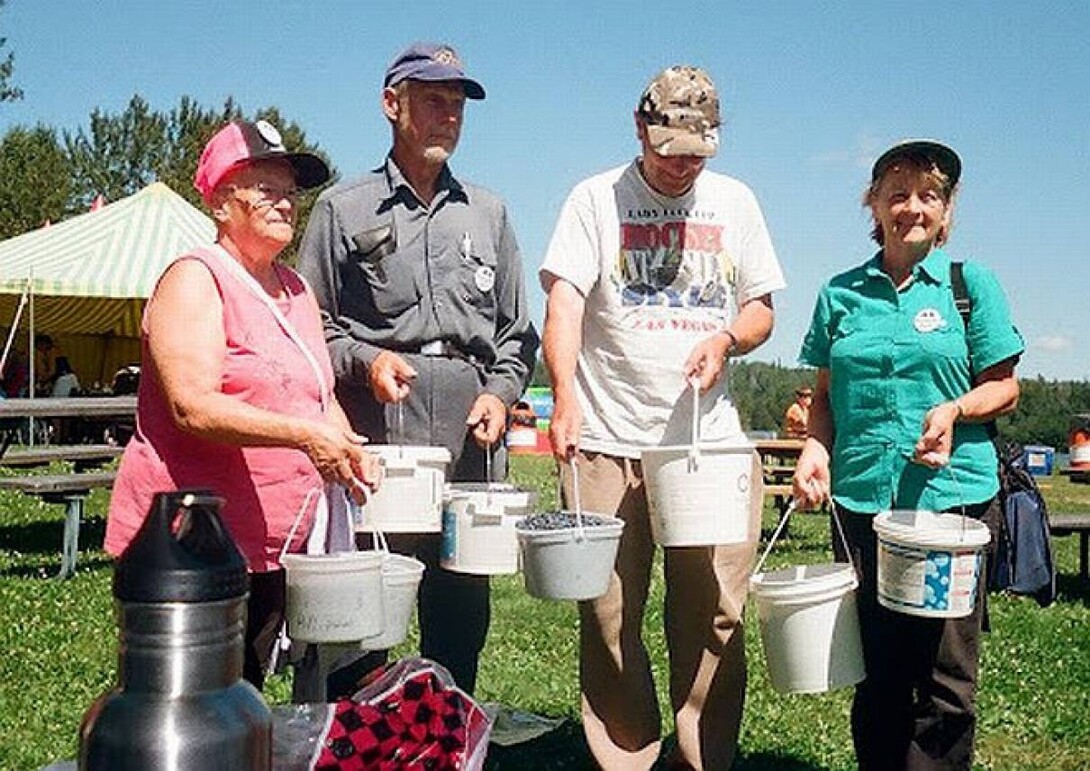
[918,324,968,361]
[350,223,421,318]
[458,241,498,320]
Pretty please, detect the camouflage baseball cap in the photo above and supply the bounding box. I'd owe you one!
[637,65,720,158]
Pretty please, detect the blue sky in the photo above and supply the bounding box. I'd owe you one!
[3,1,1088,380]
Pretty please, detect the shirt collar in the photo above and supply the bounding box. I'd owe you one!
[864,246,951,286]
[381,156,468,208]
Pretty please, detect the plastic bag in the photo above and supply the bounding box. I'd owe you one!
[272,704,334,771]
[313,657,492,771]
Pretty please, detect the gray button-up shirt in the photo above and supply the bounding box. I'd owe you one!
[297,157,538,458]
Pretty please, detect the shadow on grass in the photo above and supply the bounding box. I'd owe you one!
[483,723,828,770]
[1055,572,1090,604]
[0,516,109,577]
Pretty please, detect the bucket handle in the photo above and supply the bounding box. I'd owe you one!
[753,496,855,577]
[902,450,971,542]
[561,457,588,542]
[268,484,323,678]
[688,377,701,472]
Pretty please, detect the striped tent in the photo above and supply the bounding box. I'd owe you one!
[0,182,215,385]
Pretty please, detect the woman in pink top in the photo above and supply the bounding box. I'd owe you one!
[106,120,380,689]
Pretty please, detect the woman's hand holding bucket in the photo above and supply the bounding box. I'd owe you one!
[792,438,832,511]
[913,400,960,468]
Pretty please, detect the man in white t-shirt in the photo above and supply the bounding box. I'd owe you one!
[540,65,785,770]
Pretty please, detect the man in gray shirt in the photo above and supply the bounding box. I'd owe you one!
[297,41,538,694]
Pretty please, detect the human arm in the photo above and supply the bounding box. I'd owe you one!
[541,274,585,462]
[147,259,375,493]
[915,262,1022,467]
[296,194,389,392]
[792,369,834,510]
[479,204,540,409]
[914,357,1019,467]
[683,294,774,393]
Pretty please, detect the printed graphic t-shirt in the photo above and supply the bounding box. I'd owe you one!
[540,161,785,458]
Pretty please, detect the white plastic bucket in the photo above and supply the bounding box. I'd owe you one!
[360,553,426,651]
[516,514,624,600]
[750,563,865,694]
[441,483,537,575]
[873,510,991,618]
[356,445,451,533]
[282,552,384,643]
[641,442,754,546]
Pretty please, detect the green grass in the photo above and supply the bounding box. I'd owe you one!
[1,457,1088,769]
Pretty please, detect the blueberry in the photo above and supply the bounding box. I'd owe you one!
[517,511,612,530]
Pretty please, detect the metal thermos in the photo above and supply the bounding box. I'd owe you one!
[79,490,271,770]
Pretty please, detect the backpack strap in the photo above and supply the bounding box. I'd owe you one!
[950,260,972,328]
[949,260,999,440]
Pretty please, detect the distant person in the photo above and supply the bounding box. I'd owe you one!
[105,119,381,689]
[50,356,81,397]
[2,348,29,397]
[792,140,1022,769]
[297,41,539,695]
[33,333,60,393]
[541,65,785,769]
[781,385,812,438]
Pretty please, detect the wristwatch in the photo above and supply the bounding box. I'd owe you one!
[722,329,739,357]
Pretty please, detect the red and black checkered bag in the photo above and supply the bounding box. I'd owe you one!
[314,658,491,770]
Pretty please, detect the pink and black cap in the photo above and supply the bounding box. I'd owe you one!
[193,120,331,204]
[383,42,486,100]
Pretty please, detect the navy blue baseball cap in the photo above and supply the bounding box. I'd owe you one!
[383,42,486,100]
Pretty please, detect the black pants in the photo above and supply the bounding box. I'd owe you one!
[243,569,287,691]
[333,355,497,696]
[318,536,490,699]
[833,499,1000,771]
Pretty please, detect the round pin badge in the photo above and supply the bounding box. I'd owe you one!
[913,307,945,333]
[474,265,495,293]
[254,120,283,148]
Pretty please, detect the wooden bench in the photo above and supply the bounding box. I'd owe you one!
[1051,513,1090,580]
[0,444,123,471]
[1061,468,1090,485]
[0,471,117,578]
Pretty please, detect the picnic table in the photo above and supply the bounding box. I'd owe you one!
[754,438,803,514]
[0,444,123,470]
[0,396,136,450]
[0,471,117,578]
[0,398,134,577]
[1051,513,1090,580]
[1061,467,1090,485]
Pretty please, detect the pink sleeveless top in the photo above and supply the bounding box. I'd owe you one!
[105,247,335,571]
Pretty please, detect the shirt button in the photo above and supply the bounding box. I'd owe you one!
[463,293,472,302]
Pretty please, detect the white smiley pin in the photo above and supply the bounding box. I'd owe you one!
[913,307,946,333]
[475,265,495,293]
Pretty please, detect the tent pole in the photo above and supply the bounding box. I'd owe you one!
[0,278,31,378]
[28,271,36,446]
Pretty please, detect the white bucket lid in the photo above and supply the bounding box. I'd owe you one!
[445,482,536,507]
[641,440,753,459]
[873,510,990,548]
[750,562,858,599]
[370,444,452,465]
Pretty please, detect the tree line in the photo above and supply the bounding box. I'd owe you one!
[0,94,332,249]
[530,359,1090,448]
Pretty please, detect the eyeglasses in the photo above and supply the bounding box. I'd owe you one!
[229,182,299,208]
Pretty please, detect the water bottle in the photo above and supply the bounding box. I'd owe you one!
[79,490,271,770]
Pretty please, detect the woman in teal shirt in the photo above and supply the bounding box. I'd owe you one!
[793,140,1022,770]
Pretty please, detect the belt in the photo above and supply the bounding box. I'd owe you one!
[417,340,481,366]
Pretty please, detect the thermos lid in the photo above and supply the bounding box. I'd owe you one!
[114,490,249,603]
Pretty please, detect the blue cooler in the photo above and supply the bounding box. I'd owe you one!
[1023,445,1055,476]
